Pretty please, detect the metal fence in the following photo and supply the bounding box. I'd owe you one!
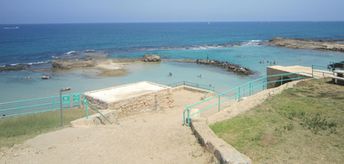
[0,73,309,121]
[0,80,214,119]
[0,93,82,118]
[183,72,309,126]
[311,65,332,77]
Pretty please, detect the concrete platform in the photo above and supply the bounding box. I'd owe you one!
[85,81,170,104]
[268,65,313,77]
[84,81,174,117]
[268,65,336,79]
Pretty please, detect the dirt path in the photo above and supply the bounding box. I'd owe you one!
[0,90,215,164]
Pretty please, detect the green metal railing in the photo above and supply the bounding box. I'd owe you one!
[183,72,309,126]
[168,81,215,91]
[0,93,82,118]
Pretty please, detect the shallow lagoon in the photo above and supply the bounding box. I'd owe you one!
[0,45,343,102]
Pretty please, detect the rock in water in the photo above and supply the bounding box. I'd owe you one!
[195,59,253,75]
[0,64,30,72]
[143,54,161,62]
[52,59,95,70]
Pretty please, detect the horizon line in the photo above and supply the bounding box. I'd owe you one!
[1,20,344,25]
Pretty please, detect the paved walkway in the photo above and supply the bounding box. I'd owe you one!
[0,90,215,164]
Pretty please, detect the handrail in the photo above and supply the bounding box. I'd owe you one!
[0,93,82,118]
[311,64,336,78]
[167,81,215,91]
[0,96,59,105]
[84,98,112,124]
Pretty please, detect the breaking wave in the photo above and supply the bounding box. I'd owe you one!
[0,61,50,68]
[240,40,263,46]
[130,40,264,51]
[0,40,265,66]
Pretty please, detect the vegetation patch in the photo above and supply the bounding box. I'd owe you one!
[210,79,344,163]
[0,109,85,148]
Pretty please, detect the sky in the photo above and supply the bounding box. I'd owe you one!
[0,0,343,24]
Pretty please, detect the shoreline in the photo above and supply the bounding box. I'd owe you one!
[268,37,344,52]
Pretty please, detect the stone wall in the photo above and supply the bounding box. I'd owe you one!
[191,119,252,164]
[86,88,174,118]
[109,89,174,117]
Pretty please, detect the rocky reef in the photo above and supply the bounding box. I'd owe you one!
[195,59,253,75]
[52,51,108,70]
[142,54,161,62]
[269,37,344,52]
[0,64,30,72]
[52,59,95,70]
[166,58,253,75]
[1,52,253,77]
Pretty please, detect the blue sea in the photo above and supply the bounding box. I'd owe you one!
[1,22,344,101]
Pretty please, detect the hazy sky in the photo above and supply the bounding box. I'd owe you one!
[0,0,343,24]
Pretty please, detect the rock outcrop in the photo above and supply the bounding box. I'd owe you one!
[269,37,344,52]
[52,51,110,70]
[142,54,161,62]
[195,59,253,75]
[52,59,95,70]
[0,64,30,72]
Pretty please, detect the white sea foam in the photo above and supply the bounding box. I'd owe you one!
[27,61,49,65]
[65,51,78,55]
[1,61,49,67]
[241,40,263,46]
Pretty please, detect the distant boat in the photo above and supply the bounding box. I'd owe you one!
[41,75,50,80]
[3,26,19,30]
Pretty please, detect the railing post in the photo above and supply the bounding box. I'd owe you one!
[311,65,314,78]
[84,98,89,119]
[249,82,252,95]
[217,95,221,112]
[280,75,283,86]
[182,109,186,125]
[187,107,191,127]
[263,77,267,90]
[237,87,241,101]
[70,94,73,109]
[52,97,55,110]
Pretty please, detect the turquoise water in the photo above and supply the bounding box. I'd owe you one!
[1,46,343,102]
[0,22,344,101]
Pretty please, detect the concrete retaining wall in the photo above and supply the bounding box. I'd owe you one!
[267,67,308,88]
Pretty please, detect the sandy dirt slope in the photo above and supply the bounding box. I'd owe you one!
[0,90,216,164]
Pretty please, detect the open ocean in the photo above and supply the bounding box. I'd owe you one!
[1,22,344,101]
